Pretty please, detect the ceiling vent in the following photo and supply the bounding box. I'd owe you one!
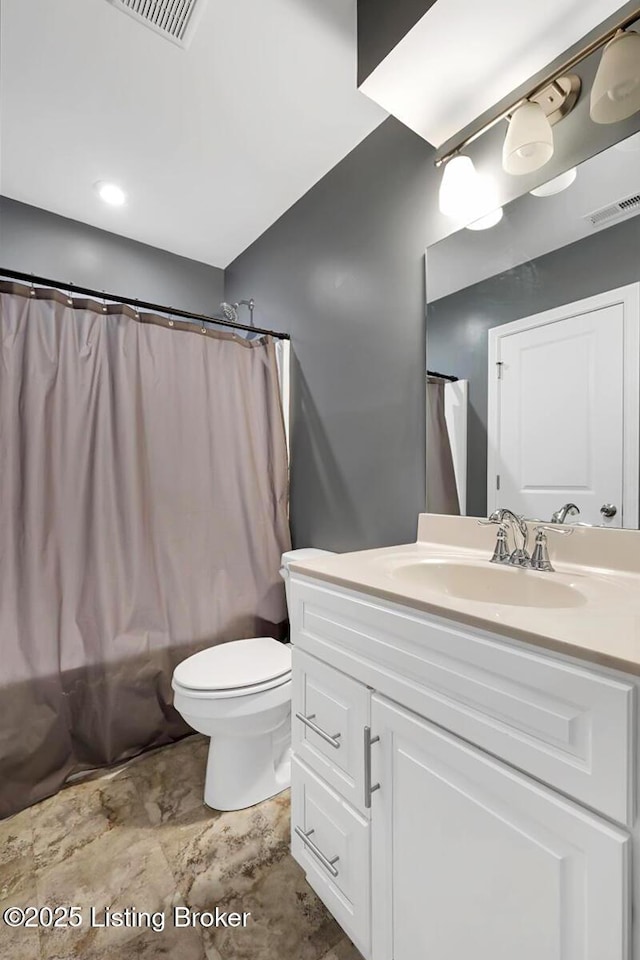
[108,0,207,48]
[583,193,640,230]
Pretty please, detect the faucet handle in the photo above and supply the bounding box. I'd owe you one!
[534,524,574,536]
[531,527,553,572]
[530,524,572,572]
[489,524,510,564]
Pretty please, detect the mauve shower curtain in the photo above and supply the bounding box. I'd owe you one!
[426,377,460,515]
[0,283,291,818]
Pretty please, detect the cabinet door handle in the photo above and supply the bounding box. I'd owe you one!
[295,712,341,749]
[294,826,340,877]
[364,725,380,808]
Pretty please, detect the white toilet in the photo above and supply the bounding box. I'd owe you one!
[171,548,332,811]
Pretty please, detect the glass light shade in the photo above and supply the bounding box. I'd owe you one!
[438,155,480,217]
[590,31,640,125]
[530,167,577,197]
[502,101,554,175]
[466,207,503,230]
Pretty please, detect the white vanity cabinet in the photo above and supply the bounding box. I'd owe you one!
[289,573,637,960]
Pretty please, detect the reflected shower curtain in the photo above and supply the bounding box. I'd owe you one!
[426,377,460,515]
[0,282,291,818]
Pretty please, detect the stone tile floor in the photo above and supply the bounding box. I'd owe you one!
[0,736,364,960]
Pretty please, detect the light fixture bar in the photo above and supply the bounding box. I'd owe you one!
[434,3,640,167]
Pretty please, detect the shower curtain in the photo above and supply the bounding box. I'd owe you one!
[426,377,460,515]
[0,282,291,818]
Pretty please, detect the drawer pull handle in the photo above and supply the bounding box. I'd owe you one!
[295,712,342,749]
[364,725,380,809]
[294,826,340,877]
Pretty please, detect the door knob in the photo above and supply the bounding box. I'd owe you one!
[600,503,617,518]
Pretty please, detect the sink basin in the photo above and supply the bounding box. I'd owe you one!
[388,560,587,609]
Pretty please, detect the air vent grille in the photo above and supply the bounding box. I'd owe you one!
[619,194,640,211]
[108,0,205,47]
[584,193,640,229]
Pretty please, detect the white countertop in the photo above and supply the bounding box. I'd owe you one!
[289,515,640,677]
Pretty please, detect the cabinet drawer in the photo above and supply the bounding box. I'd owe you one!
[291,757,370,958]
[291,577,636,825]
[292,648,370,815]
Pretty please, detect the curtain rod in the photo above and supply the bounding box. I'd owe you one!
[427,369,458,382]
[0,268,290,340]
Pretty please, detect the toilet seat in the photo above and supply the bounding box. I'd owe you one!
[172,673,291,700]
[172,637,291,699]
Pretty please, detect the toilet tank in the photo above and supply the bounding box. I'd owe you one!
[280,548,334,610]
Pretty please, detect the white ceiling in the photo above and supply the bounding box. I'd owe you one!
[0,0,386,267]
[427,133,640,302]
[360,0,627,147]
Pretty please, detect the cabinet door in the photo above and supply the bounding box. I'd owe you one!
[370,694,630,960]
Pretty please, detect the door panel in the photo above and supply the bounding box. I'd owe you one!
[371,694,630,960]
[491,301,626,525]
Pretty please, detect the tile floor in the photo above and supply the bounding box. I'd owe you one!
[0,736,364,960]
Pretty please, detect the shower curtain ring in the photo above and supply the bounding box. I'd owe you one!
[29,275,35,297]
[168,311,174,327]
[67,283,74,306]
[102,291,108,314]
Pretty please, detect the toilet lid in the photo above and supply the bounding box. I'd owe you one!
[173,637,291,692]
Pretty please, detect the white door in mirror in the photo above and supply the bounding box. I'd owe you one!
[487,283,640,526]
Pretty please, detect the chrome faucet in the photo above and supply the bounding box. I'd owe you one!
[480,509,573,572]
[550,502,580,524]
[481,508,530,566]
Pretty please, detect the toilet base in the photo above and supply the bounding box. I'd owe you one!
[204,726,292,810]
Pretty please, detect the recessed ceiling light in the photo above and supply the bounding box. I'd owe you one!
[466,207,504,231]
[530,167,577,197]
[94,181,127,207]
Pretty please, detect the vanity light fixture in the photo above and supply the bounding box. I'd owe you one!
[590,29,640,124]
[434,3,640,212]
[530,167,577,197]
[466,207,503,230]
[438,155,481,217]
[502,100,554,175]
[94,181,127,207]
[438,154,500,222]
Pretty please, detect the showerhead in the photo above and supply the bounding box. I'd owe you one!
[219,301,239,323]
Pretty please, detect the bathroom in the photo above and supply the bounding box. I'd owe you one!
[1,1,640,958]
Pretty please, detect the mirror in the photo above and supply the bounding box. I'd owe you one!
[425,132,640,528]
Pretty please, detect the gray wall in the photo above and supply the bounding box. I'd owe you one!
[226,117,433,552]
[427,215,640,518]
[0,197,224,313]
